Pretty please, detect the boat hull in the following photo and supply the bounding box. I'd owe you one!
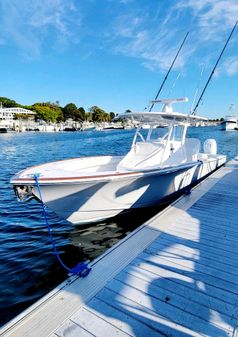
[26,155,225,224]
[221,123,237,131]
[221,117,237,130]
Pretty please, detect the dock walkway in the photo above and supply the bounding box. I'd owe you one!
[1,158,238,337]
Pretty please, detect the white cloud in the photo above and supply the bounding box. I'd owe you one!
[0,0,81,59]
[1,0,238,77]
[108,0,238,74]
[223,57,238,75]
[109,6,190,71]
[176,0,238,40]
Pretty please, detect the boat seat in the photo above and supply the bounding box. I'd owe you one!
[163,138,201,166]
[117,141,169,171]
[184,138,201,161]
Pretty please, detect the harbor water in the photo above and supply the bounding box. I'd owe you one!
[0,126,237,326]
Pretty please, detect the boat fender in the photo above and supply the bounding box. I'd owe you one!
[34,174,91,277]
[203,139,217,155]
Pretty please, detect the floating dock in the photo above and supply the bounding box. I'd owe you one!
[1,158,238,337]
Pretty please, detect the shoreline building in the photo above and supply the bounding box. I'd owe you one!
[0,103,36,132]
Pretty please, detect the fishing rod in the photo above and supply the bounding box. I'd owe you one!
[192,21,238,115]
[190,64,205,114]
[149,31,189,112]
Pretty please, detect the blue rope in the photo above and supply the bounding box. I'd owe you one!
[34,174,91,277]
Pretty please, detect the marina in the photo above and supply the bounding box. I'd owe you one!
[1,155,237,337]
[0,4,238,336]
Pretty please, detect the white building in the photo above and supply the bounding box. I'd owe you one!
[0,105,35,131]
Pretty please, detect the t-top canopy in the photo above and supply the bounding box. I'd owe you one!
[119,97,207,125]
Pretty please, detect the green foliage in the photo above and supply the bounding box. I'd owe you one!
[85,112,93,122]
[63,103,85,121]
[0,97,20,108]
[89,106,110,122]
[15,114,30,120]
[109,112,115,120]
[32,102,64,122]
[78,107,86,120]
[1,97,116,123]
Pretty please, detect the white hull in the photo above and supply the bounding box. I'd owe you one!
[11,100,227,225]
[221,122,237,131]
[221,115,237,130]
[13,154,226,225]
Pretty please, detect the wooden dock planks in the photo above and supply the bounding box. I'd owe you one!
[1,158,238,337]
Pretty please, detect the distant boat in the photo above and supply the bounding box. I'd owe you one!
[81,122,96,131]
[221,104,237,131]
[102,122,123,130]
[141,124,151,129]
[36,123,56,132]
[221,116,237,130]
[0,127,8,133]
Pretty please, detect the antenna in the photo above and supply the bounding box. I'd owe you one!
[149,31,189,112]
[151,97,188,113]
[229,103,236,115]
[192,21,238,115]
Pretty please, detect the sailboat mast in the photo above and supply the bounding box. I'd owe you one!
[192,21,238,115]
[149,31,189,112]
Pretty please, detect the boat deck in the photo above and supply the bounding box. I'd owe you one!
[1,157,238,337]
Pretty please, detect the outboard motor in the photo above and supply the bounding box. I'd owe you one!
[203,139,217,155]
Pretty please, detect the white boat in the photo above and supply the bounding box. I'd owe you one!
[81,121,96,131]
[221,115,237,131]
[36,124,56,132]
[221,104,237,130]
[11,98,226,225]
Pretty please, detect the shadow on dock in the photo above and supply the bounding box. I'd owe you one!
[68,168,238,337]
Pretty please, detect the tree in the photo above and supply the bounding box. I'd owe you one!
[89,106,110,122]
[109,112,115,121]
[63,103,85,121]
[0,96,117,124]
[85,112,93,121]
[32,102,64,122]
[63,103,78,120]
[0,97,20,107]
[78,107,86,121]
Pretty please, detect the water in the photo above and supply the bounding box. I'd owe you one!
[0,126,237,327]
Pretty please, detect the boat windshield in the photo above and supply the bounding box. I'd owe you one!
[170,125,185,141]
[145,127,169,141]
[132,122,188,149]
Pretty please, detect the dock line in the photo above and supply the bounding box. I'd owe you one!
[34,174,91,277]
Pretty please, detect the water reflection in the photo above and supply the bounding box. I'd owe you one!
[67,205,164,261]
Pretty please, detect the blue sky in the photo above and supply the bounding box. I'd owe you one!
[0,0,238,118]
